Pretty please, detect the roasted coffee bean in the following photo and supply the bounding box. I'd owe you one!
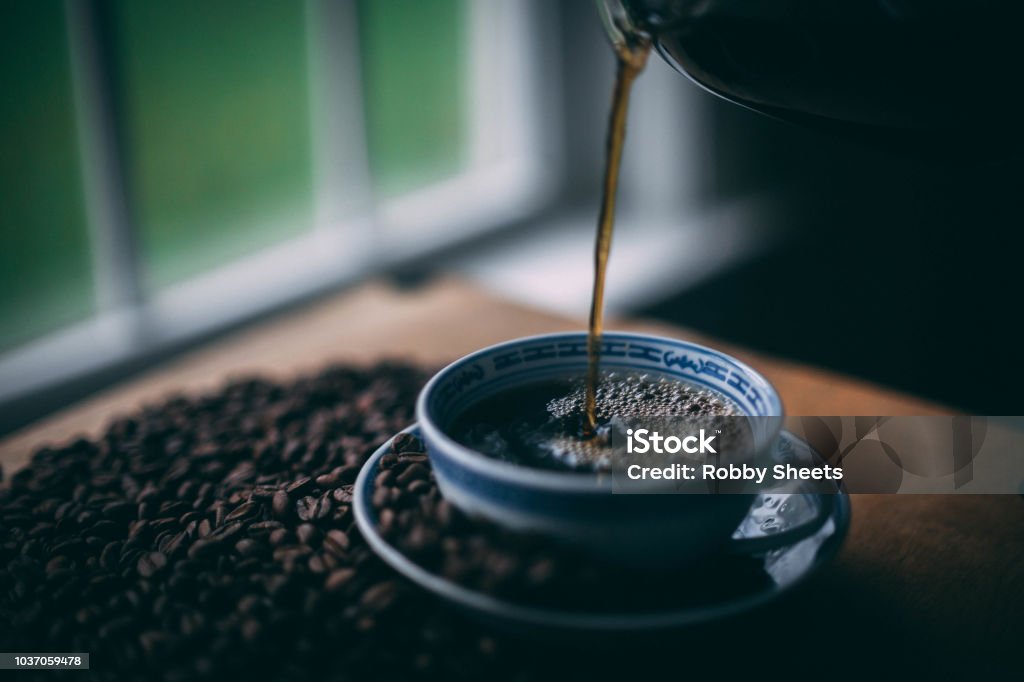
[360,581,399,612]
[51,538,85,556]
[378,508,396,536]
[150,517,178,532]
[308,554,328,574]
[392,432,422,454]
[248,520,283,535]
[269,528,292,547]
[315,494,333,519]
[332,504,352,524]
[324,529,350,554]
[137,551,167,577]
[396,463,429,485]
[371,487,391,510]
[315,472,339,488]
[210,521,244,543]
[186,538,219,560]
[337,465,360,484]
[374,469,395,488]
[408,479,431,495]
[286,476,314,496]
[224,502,257,523]
[296,523,320,545]
[295,495,331,522]
[234,538,261,557]
[212,502,227,527]
[282,440,305,463]
[272,489,290,518]
[250,486,277,500]
[237,594,265,616]
[324,568,355,593]
[46,555,72,576]
[99,541,121,570]
[54,500,75,522]
[273,545,312,563]
[101,500,134,520]
[153,529,174,552]
[161,531,188,558]
[158,501,190,517]
[28,522,55,539]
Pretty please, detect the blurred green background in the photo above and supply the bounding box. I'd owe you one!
[0,3,94,353]
[0,0,466,353]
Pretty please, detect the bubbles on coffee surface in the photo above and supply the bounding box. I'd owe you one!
[547,372,736,422]
[448,371,736,472]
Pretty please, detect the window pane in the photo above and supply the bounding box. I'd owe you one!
[358,0,467,196]
[0,2,94,353]
[111,1,314,290]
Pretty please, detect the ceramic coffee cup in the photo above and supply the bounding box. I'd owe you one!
[416,332,832,565]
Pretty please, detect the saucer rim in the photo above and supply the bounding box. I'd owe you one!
[353,424,851,632]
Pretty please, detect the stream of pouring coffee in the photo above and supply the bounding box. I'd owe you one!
[584,39,651,435]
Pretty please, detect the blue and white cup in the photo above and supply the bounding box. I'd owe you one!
[417,332,826,566]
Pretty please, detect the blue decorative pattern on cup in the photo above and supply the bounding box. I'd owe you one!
[428,334,782,423]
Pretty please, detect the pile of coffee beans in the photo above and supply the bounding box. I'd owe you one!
[0,362,775,681]
[0,364,520,681]
[374,434,769,613]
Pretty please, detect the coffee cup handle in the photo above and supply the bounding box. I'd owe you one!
[728,494,835,555]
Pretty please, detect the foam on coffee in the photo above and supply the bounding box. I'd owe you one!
[548,372,736,422]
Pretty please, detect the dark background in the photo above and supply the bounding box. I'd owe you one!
[641,97,1022,415]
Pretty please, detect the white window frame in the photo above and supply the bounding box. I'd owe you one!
[0,0,563,425]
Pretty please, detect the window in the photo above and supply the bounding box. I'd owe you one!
[112,0,316,290]
[0,0,557,426]
[359,0,467,196]
[0,3,94,351]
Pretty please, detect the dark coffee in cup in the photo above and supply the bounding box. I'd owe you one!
[447,371,736,472]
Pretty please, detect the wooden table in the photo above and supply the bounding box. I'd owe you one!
[2,279,1020,673]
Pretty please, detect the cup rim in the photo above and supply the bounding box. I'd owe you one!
[416,331,784,493]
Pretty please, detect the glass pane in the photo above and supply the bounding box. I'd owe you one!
[0,2,94,353]
[111,1,314,289]
[358,0,467,196]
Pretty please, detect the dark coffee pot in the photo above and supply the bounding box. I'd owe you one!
[598,0,1024,151]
